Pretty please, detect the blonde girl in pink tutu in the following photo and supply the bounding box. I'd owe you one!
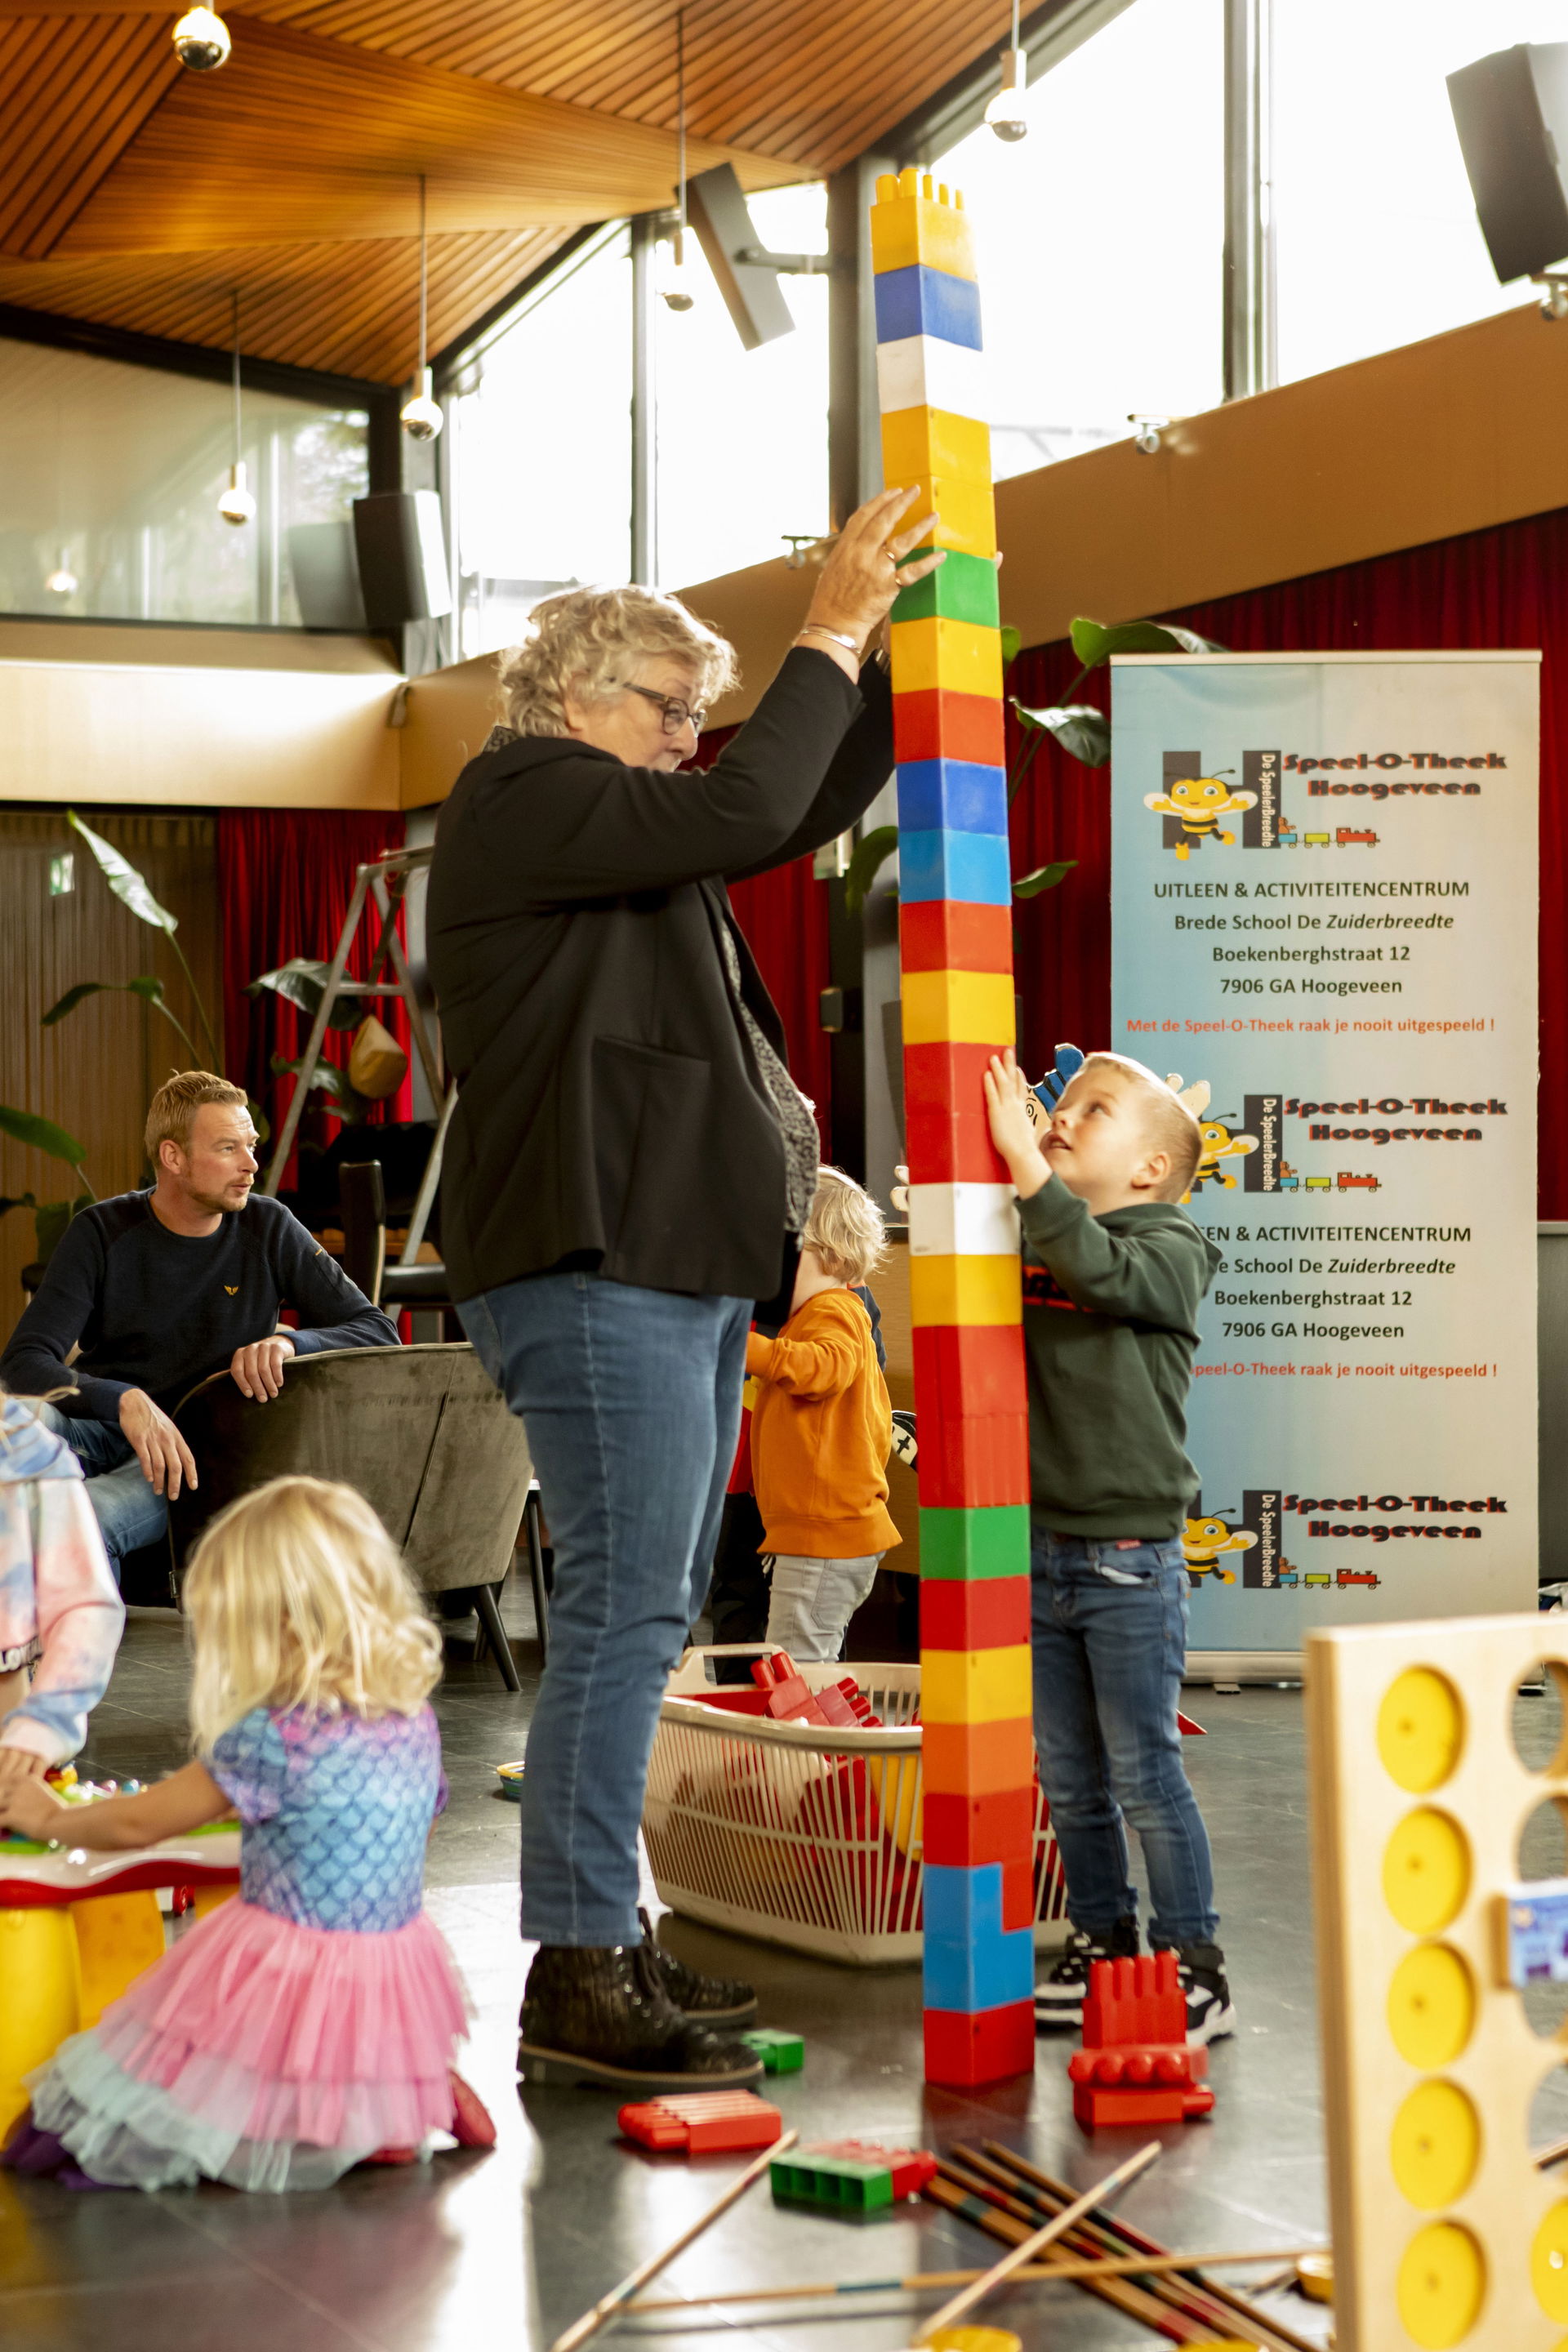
[0,1473,494,2190]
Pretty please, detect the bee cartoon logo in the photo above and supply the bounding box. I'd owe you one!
[1160,1076,1258,1204]
[1143,771,1257,860]
[1182,1509,1259,1586]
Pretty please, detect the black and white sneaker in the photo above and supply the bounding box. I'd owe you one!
[1033,1920,1140,2030]
[1175,1942,1237,2046]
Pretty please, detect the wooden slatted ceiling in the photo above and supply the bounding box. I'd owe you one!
[0,13,179,256]
[0,226,564,378]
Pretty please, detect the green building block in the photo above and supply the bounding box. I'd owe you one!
[741,2028,804,2074]
[920,1503,1031,1580]
[770,2153,894,2212]
[891,547,1000,630]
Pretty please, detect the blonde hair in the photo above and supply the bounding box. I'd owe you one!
[183,1475,442,1753]
[145,1069,247,1165]
[804,1165,887,1286]
[497,586,738,738]
[1071,1053,1203,1200]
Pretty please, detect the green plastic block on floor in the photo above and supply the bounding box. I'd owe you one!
[742,2029,804,2074]
[770,2154,894,2212]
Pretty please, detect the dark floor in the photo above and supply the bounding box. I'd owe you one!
[3,1579,1356,2352]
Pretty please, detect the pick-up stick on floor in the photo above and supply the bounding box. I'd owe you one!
[911,2139,1162,2345]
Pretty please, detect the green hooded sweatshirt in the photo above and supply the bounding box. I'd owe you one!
[1017,1179,1223,1539]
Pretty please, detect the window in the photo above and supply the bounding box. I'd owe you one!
[446,229,633,659]
[935,0,1224,479]
[654,182,831,590]
[1272,1,1566,384]
[1,336,365,627]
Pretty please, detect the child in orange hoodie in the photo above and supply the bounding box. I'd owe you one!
[746,1169,901,1661]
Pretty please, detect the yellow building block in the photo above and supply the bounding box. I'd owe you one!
[890,615,1004,699]
[871,167,977,281]
[881,405,991,488]
[902,969,1016,1046]
[910,1254,1022,1326]
[922,1643,1033,1725]
[897,474,996,560]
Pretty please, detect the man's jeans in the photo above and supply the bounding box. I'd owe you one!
[764,1552,881,1662]
[1030,1526,1218,1949]
[461,1272,751,1947]
[37,1404,167,1587]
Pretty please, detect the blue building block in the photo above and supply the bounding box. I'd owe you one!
[874,265,984,351]
[922,1861,1035,2013]
[899,828,1011,906]
[897,760,1009,837]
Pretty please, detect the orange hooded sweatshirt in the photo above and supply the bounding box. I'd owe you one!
[745,1290,901,1561]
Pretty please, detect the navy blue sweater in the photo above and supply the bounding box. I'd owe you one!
[0,1192,399,1422]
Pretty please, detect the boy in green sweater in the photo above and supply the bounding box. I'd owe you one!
[983,1047,1234,2045]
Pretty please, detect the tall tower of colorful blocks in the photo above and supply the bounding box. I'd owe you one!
[871,167,1036,2087]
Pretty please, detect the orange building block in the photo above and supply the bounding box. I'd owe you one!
[923,1716,1035,1796]
[893,688,1006,768]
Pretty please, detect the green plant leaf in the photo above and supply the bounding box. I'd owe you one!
[68,810,178,932]
[249,959,359,1031]
[1068,615,1225,669]
[269,1054,368,1123]
[1013,860,1078,898]
[0,1105,90,1165]
[1156,622,1227,655]
[42,976,170,1027]
[844,825,900,917]
[1011,701,1111,768]
[1000,624,1022,670]
[247,1095,271,1146]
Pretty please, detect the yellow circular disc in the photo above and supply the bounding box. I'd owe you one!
[1295,2253,1334,2303]
[1390,2080,1481,2209]
[1396,2222,1486,2349]
[1388,1943,1476,2069]
[1378,1668,1465,1793]
[926,2332,1022,2352]
[1383,1810,1472,1936]
[1534,2203,1568,2323]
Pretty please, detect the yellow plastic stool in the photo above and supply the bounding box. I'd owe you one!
[69,1891,167,2029]
[0,1909,81,2132]
[191,1882,238,1921]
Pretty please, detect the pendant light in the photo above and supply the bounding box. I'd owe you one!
[172,4,230,69]
[985,0,1028,140]
[400,176,443,440]
[660,9,695,312]
[44,403,76,595]
[44,550,78,598]
[219,291,256,526]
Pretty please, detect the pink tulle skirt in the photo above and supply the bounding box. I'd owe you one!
[28,1896,472,2192]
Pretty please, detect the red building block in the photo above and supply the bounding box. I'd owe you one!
[903,1039,996,1117]
[1067,1953,1214,2131]
[619,2091,784,2153]
[923,1717,1036,1796]
[893,688,1007,767]
[912,1324,1027,1422]
[1083,1949,1185,2046]
[924,1998,1036,2087]
[923,1786,1035,1870]
[920,1575,1030,1653]
[916,1411,1031,1510]
[904,1102,1000,1184]
[900,898,1014,976]
[795,2140,939,2200]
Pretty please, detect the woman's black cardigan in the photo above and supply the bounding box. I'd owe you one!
[426,648,894,1307]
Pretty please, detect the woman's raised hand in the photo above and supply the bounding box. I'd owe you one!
[804,486,946,649]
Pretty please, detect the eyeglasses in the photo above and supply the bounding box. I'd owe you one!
[619,681,707,735]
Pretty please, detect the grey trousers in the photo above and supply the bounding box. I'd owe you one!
[763,1552,882,1662]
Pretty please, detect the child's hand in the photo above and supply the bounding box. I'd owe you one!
[0,1747,50,1791]
[0,1770,70,1842]
[985,1051,1050,1199]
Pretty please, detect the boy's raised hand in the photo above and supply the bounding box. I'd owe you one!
[985,1051,1050,1200]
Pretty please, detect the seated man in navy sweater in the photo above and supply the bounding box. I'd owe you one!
[1,1070,399,1582]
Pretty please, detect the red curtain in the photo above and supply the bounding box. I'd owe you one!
[216,809,412,1190]
[1003,502,1566,1213]
[690,726,835,1156]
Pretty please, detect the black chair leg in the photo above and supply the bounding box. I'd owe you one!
[474,1579,521,1693]
[524,1485,550,1667]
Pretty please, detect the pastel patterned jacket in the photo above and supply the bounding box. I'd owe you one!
[0,1395,124,1763]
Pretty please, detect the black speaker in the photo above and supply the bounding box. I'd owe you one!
[684,162,796,351]
[1448,42,1568,283]
[351,491,452,630]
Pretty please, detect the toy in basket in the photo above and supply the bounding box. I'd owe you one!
[642,1649,1067,1966]
[0,1789,241,2133]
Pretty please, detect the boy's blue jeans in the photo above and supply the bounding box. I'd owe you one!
[460,1271,751,1948]
[1030,1526,1219,1949]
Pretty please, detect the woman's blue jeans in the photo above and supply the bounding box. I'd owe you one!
[1030,1526,1219,1949]
[461,1272,751,1947]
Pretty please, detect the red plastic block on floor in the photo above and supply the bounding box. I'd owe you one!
[923,1998,1036,2087]
[800,2140,939,2199]
[618,2091,783,2154]
[1068,1953,1214,2131]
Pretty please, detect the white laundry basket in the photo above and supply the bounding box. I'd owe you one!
[642,1647,1069,1966]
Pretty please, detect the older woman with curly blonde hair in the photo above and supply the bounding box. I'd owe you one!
[427,486,939,2095]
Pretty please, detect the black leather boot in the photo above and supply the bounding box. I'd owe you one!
[517,1941,764,2091]
[638,1909,758,2025]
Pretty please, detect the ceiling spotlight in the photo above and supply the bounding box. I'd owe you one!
[661,9,697,313]
[1129,412,1170,455]
[400,176,444,440]
[44,550,78,597]
[985,46,1028,141]
[172,6,230,70]
[220,461,256,527]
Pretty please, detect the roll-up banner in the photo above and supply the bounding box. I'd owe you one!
[1110,653,1539,1670]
